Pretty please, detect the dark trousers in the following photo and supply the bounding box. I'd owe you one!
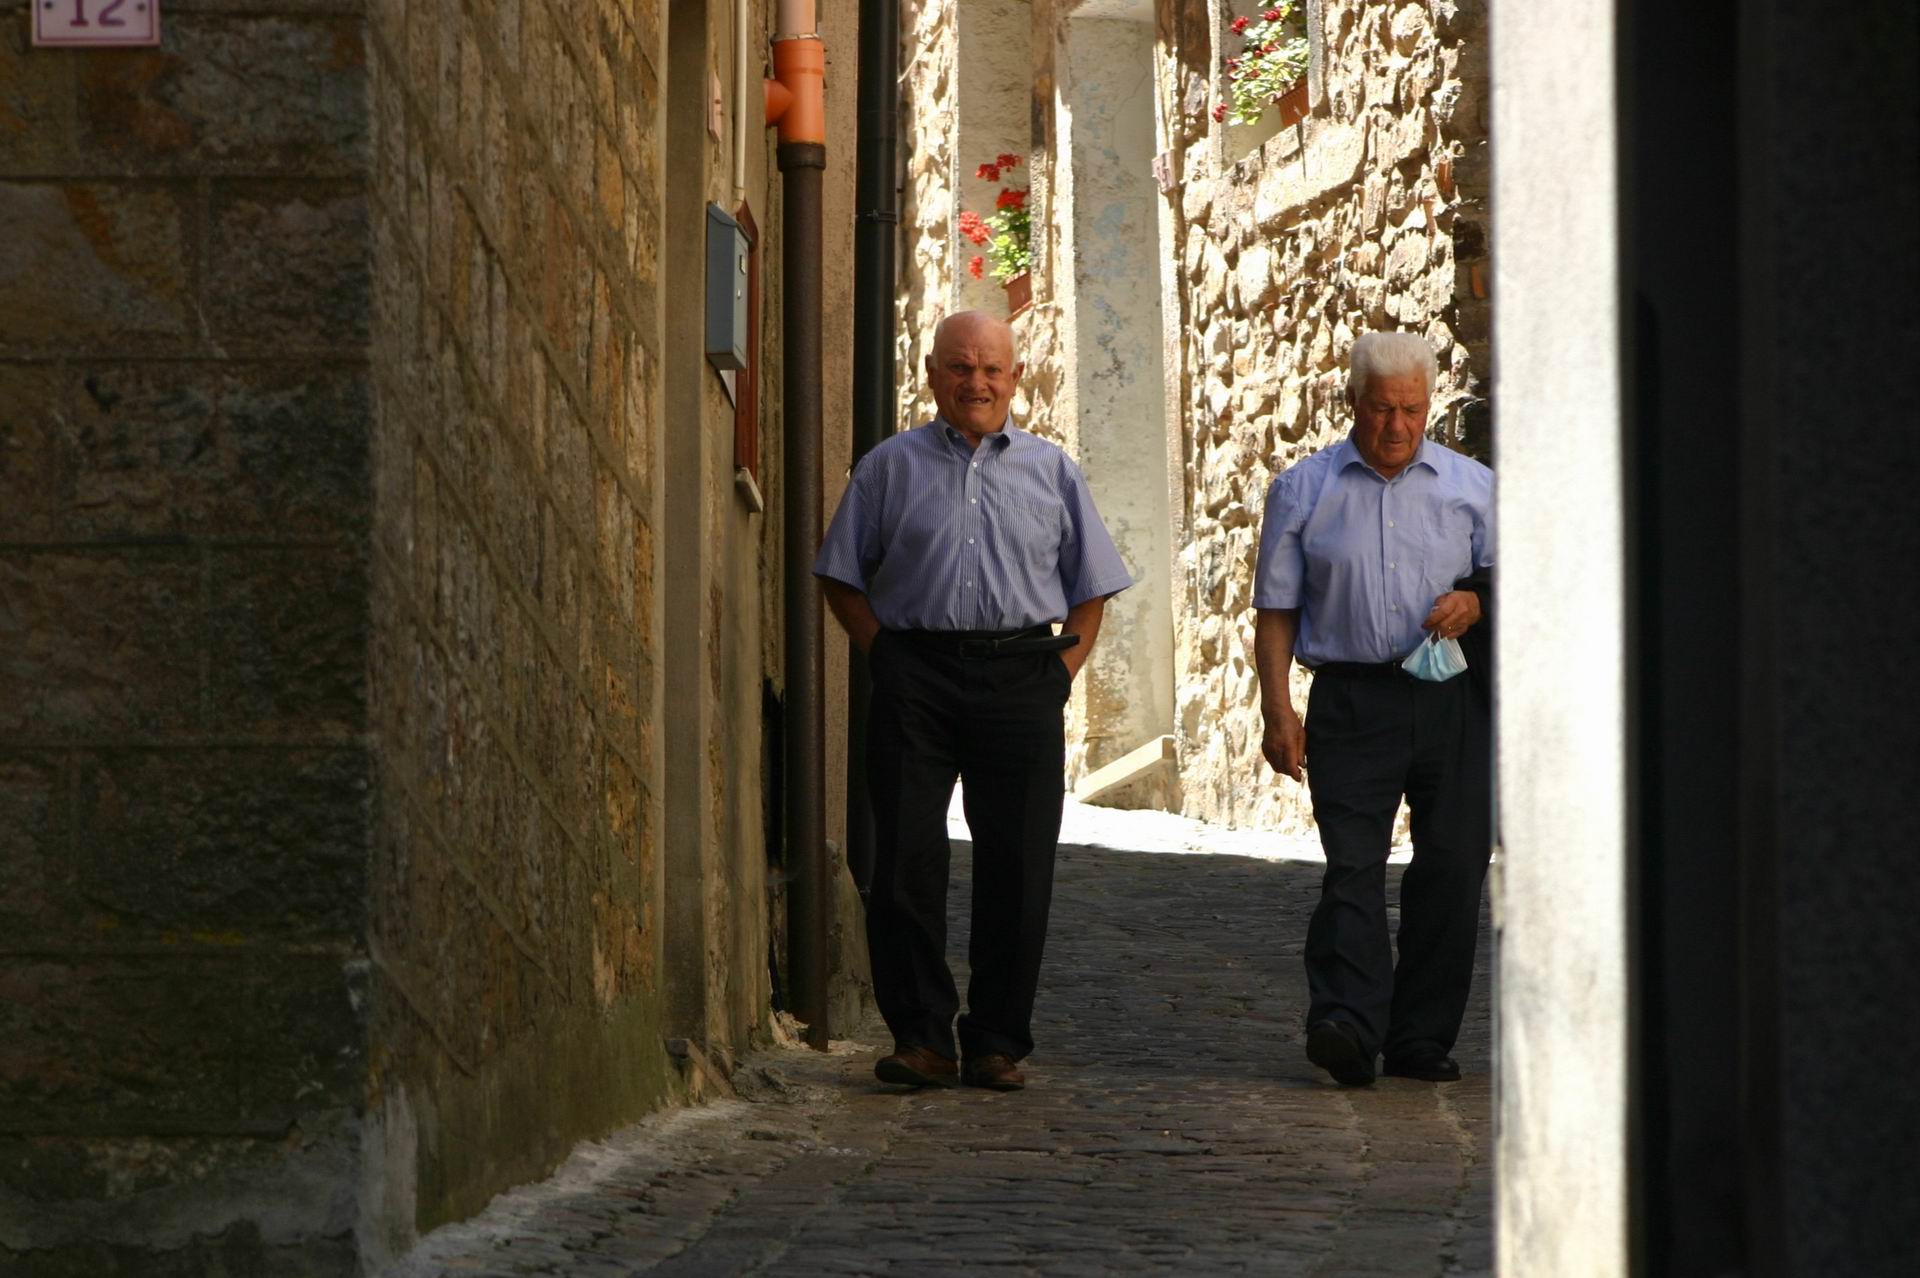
[1304,668,1492,1061]
[864,629,1072,1062]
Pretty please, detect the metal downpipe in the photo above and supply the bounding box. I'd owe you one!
[772,2,829,1050]
[846,0,900,898]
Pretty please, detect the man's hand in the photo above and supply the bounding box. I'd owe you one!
[1254,608,1306,783]
[820,579,882,653]
[1422,589,1482,640]
[1262,707,1307,782]
[1057,596,1109,681]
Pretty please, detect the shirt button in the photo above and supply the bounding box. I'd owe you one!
[1388,521,1396,528]
[970,498,978,504]
[967,537,975,545]
[965,580,974,587]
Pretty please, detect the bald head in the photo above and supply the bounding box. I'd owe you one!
[926,310,1024,443]
[932,310,1017,363]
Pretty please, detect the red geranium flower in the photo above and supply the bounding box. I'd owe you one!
[1230,14,1249,33]
[995,153,1021,170]
[976,162,1001,182]
[995,188,1026,210]
[1212,102,1228,122]
[958,210,990,245]
[968,255,985,280]
[1263,6,1282,20]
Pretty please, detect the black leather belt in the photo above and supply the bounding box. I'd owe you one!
[1311,660,1410,680]
[893,627,1081,659]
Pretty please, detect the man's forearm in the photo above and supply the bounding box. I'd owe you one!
[1254,608,1301,719]
[1060,597,1108,679]
[820,578,882,653]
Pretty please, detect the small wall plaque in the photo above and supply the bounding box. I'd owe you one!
[33,0,160,47]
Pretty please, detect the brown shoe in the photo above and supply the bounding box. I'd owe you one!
[874,1044,957,1088]
[961,1053,1026,1091]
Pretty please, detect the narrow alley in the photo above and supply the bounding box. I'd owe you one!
[389,804,1493,1276]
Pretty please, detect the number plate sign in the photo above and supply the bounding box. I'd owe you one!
[33,0,160,47]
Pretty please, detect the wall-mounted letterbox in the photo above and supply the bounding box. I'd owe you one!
[706,204,749,371]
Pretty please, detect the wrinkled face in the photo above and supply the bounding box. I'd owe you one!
[925,318,1023,438]
[1348,371,1431,478]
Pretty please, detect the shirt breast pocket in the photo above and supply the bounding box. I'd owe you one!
[993,494,1065,578]
[1420,504,1475,585]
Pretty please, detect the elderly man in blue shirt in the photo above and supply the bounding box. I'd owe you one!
[1254,331,1495,1088]
[815,310,1133,1092]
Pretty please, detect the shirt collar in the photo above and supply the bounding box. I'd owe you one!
[1336,433,1439,479]
[936,416,1019,453]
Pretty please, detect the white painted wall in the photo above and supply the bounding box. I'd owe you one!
[1491,0,1630,1272]
[1059,12,1176,776]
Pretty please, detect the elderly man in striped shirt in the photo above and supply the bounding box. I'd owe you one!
[815,311,1133,1093]
[1254,331,1495,1088]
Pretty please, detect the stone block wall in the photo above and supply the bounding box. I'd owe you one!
[0,0,373,1271]
[360,0,677,1251]
[1165,0,1490,829]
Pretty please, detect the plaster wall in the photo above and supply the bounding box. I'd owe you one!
[815,0,877,1038]
[952,0,1032,315]
[1057,13,1175,786]
[1490,0,1628,1272]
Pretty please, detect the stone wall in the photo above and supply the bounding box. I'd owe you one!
[899,0,1491,826]
[896,0,957,430]
[1167,0,1490,829]
[4,0,864,1265]
[0,0,373,1271]
[361,0,681,1250]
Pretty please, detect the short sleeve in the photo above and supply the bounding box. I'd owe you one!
[1057,456,1134,606]
[812,456,884,590]
[1253,468,1308,609]
[1468,462,1494,571]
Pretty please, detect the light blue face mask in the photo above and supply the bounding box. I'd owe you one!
[1402,633,1469,682]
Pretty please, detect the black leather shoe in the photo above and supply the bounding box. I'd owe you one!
[1382,1054,1461,1082]
[874,1044,957,1088]
[1305,1020,1377,1087]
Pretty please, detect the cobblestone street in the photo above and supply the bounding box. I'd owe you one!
[390,804,1493,1276]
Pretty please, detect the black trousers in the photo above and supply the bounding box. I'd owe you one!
[864,629,1072,1062]
[1303,667,1492,1061]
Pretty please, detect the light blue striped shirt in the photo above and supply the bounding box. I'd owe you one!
[1253,436,1493,666]
[814,420,1134,631]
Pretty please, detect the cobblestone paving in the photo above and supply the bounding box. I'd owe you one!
[390,830,1493,1276]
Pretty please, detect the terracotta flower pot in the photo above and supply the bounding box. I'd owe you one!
[1003,271,1032,318]
[1274,80,1310,129]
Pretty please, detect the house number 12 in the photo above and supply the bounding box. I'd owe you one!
[33,0,160,47]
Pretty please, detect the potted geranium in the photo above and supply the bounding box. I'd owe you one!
[960,153,1033,316]
[1214,3,1311,129]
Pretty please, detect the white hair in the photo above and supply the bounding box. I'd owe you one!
[1346,331,1438,398]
